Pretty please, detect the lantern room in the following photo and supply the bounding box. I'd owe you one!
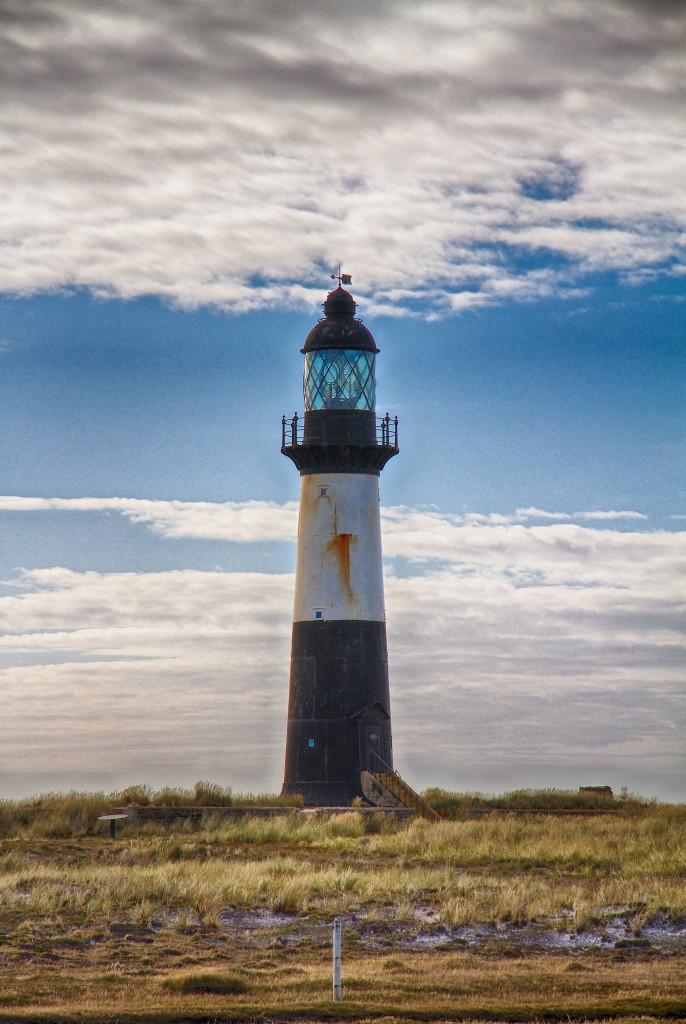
[301,286,379,414]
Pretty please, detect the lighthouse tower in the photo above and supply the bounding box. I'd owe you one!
[280,278,398,806]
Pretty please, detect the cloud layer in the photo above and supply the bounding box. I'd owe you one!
[1,498,683,799]
[0,0,684,312]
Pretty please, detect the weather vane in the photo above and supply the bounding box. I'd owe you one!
[330,263,352,287]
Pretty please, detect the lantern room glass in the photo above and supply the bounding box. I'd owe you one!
[304,349,376,411]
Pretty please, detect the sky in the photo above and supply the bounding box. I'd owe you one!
[0,0,684,803]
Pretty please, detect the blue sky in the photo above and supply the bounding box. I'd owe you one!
[0,0,684,802]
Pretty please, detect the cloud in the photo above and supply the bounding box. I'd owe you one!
[515,507,572,521]
[515,507,648,522]
[0,496,299,543]
[577,510,648,521]
[0,494,677,593]
[0,494,651,546]
[0,0,683,312]
[0,499,683,798]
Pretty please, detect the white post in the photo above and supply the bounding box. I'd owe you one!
[332,918,342,1001]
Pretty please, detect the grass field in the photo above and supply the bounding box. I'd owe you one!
[0,789,684,1022]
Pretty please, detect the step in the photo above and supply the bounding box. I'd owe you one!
[364,771,441,821]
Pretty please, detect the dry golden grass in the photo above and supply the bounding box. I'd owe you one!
[0,808,684,925]
[0,946,684,1022]
[0,785,650,841]
[1,843,684,926]
[0,796,684,1021]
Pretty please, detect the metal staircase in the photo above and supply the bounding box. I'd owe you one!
[364,770,442,820]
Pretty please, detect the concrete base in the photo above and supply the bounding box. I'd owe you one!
[300,806,416,820]
[116,803,417,825]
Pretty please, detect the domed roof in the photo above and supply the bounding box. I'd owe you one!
[302,286,379,353]
[324,286,356,317]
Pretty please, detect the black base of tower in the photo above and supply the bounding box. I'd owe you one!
[281,619,393,806]
[280,777,366,806]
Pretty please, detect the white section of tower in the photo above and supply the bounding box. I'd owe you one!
[292,473,386,623]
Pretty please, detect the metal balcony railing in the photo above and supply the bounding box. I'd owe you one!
[281,413,398,449]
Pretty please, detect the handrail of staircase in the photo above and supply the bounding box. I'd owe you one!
[365,759,442,820]
[368,750,398,776]
[369,753,426,802]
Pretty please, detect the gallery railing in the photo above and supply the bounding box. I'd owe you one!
[281,413,398,449]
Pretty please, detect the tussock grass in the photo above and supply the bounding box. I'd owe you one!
[0,793,684,1022]
[0,791,111,839]
[1,830,684,925]
[0,947,684,1021]
[423,786,628,814]
[0,793,683,959]
[0,782,301,839]
[0,784,668,841]
[139,803,686,879]
[358,811,686,876]
[162,971,248,994]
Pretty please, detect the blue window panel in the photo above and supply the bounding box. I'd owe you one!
[304,349,375,410]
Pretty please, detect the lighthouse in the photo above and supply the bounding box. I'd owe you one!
[280,277,398,806]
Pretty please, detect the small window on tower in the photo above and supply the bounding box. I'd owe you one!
[315,610,323,619]
[320,487,328,497]
[307,737,315,748]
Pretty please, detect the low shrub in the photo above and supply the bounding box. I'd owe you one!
[163,972,248,995]
[422,787,629,815]
[0,791,110,839]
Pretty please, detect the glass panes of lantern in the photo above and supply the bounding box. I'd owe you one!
[304,349,376,410]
